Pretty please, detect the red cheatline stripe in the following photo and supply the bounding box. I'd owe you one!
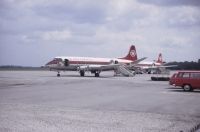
[47,60,130,65]
[69,61,110,65]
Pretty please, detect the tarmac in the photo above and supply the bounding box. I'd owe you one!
[0,71,200,132]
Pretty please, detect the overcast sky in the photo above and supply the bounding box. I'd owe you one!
[0,0,200,66]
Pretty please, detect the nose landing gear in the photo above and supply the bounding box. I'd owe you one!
[94,71,100,77]
[57,72,60,77]
[80,70,85,77]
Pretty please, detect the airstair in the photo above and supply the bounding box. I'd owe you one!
[117,65,135,77]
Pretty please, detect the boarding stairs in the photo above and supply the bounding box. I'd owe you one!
[117,65,135,77]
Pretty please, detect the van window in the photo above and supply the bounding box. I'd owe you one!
[172,73,177,78]
[177,73,183,78]
[190,73,200,79]
[182,73,190,78]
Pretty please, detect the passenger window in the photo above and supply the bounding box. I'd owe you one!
[191,73,200,78]
[177,73,183,78]
[182,73,190,78]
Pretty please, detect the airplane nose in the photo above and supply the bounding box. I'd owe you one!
[45,58,63,67]
[45,60,57,67]
[45,61,52,67]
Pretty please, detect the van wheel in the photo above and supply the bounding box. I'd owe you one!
[183,84,193,92]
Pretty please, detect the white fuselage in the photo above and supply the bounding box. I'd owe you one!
[46,56,133,70]
[56,56,132,64]
[136,61,162,69]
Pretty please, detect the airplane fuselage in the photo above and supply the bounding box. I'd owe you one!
[47,56,132,67]
[136,61,162,69]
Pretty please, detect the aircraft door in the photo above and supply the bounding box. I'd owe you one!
[114,60,118,64]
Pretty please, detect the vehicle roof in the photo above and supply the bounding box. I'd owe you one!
[177,70,200,73]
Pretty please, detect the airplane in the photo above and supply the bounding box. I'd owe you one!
[45,45,147,77]
[136,53,163,69]
[135,53,177,74]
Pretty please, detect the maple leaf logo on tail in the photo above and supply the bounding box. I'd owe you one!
[119,45,138,61]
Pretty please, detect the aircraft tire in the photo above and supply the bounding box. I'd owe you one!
[95,73,99,77]
[80,70,85,77]
[57,73,60,77]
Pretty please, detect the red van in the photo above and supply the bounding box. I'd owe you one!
[169,73,177,85]
[169,71,200,91]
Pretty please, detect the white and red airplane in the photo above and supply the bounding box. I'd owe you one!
[45,45,146,77]
[137,53,163,69]
[136,53,176,74]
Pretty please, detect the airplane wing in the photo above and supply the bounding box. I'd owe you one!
[162,62,178,67]
[131,57,147,65]
[79,64,120,71]
[79,57,147,72]
[148,65,177,69]
[86,64,134,77]
[157,65,177,68]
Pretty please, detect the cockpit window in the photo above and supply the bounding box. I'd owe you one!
[54,58,62,61]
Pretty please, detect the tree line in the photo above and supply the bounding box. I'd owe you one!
[166,59,200,70]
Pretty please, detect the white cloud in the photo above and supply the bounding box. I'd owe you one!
[0,0,200,66]
[163,6,200,27]
[41,30,71,41]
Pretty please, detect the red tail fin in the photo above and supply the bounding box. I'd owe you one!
[156,53,163,63]
[119,45,138,61]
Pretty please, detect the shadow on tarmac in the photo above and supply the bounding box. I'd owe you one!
[166,87,200,93]
[46,74,114,79]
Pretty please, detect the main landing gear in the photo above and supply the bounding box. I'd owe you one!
[80,70,85,77]
[79,70,100,77]
[57,72,60,77]
[92,71,100,77]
